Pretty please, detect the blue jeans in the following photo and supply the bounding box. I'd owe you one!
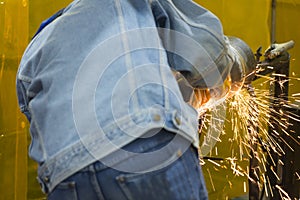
[47,129,208,200]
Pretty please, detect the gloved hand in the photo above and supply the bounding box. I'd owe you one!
[174,69,230,114]
[174,36,257,114]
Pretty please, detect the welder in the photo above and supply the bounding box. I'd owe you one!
[16,0,256,199]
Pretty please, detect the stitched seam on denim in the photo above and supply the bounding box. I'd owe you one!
[89,165,105,200]
[181,151,197,199]
[114,0,139,111]
[117,180,134,200]
[158,34,170,110]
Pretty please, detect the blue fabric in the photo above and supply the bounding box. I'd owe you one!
[16,0,234,194]
[47,130,208,200]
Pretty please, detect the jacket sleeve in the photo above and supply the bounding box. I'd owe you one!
[151,0,234,89]
[16,78,32,122]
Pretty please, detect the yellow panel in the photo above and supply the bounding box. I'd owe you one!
[0,0,28,199]
[197,0,271,52]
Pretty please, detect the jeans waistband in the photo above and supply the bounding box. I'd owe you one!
[81,128,192,173]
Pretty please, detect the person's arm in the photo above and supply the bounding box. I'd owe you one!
[151,0,234,89]
[151,0,257,111]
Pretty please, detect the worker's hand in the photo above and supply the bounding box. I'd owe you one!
[192,88,210,109]
[174,71,239,114]
[192,76,232,114]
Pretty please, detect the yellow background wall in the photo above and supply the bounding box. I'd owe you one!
[0,0,28,199]
[197,0,271,52]
[0,0,299,199]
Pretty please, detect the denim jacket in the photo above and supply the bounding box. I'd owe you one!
[16,0,233,193]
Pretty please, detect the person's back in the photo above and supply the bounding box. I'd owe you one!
[17,0,234,199]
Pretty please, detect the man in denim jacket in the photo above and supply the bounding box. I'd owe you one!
[16,0,237,199]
